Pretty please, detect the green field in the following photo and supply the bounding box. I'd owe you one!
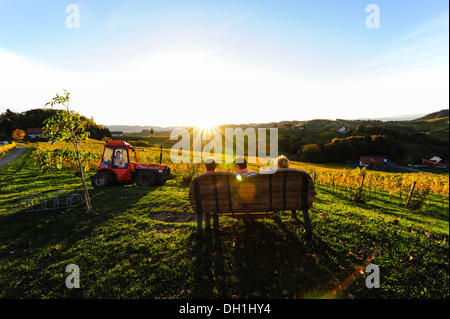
[0,146,448,299]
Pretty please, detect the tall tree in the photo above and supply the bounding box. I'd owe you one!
[43,90,92,213]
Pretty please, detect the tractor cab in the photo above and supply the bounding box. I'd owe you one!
[91,140,174,189]
[98,140,136,181]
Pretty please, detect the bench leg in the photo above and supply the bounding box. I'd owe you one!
[292,209,311,239]
[303,208,312,240]
[205,213,211,231]
[197,213,203,237]
[291,210,297,219]
[213,213,219,231]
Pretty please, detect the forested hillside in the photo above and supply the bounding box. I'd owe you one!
[0,108,111,140]
[271,110,449,165]
[1,108,447,165]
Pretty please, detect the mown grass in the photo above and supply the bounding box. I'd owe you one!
[0,148,448,299]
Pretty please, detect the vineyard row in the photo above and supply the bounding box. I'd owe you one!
[309,169,449,210]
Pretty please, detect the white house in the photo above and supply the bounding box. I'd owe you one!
[334,126,347,134]
[111,131,124,137]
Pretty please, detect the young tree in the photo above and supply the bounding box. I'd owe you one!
[43,90,93,213]
[12,129,26,140]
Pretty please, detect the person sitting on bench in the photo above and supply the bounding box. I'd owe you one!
[205,157,217,173]
[275,155,289,168]
[233,157,258,176]
[234,157,249,174]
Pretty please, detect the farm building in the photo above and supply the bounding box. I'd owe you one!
[423,156,449,168]
[26,128,43,138]
[360,155,388,167]
[111,131,124,137]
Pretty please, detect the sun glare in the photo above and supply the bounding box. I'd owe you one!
[195,124,215,131]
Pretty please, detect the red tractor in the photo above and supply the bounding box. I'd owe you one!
[90,140,175,189]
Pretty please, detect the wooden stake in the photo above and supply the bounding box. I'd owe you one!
[405,181,416,208]
[358,174,366,200]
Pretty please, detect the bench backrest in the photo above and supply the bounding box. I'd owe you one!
[189,168,316,215]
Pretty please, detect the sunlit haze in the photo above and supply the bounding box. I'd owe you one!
[0,1,448,127]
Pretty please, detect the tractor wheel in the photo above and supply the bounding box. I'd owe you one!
[136,172,156,187]
[91,171,111,189]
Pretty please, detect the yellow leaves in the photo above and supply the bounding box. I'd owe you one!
[179,289,191,296]
[11,129,26,140]
[125,269,134,276]
[313,167,448,198]
[399,253,415,263]
[0,142,16,154]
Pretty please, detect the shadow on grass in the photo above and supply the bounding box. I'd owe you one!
[189,214,357,299]
[0,182,160,297]
[1,185,159,250]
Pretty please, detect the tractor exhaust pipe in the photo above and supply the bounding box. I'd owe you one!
[159,146,163,164]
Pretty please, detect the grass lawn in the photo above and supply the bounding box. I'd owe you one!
[0,148,448,299]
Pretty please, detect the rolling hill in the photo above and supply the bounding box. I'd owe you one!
[104,110,449,141]
[104,109,448,166]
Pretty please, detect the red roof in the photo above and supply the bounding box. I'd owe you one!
[360,156,387,165]
[105,140,130,146]
[26,128,43,134]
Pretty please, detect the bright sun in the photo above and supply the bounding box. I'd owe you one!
[195,124,214,131]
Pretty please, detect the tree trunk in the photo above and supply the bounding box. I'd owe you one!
[72,134,92,213]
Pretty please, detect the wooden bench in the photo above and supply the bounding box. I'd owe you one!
[188,168,316,239]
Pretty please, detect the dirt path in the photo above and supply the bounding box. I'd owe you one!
[0,147,27,169]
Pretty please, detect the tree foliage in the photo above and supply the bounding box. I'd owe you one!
[42,90,93,213]
[11,129,25,140]
[34,147,99,172]
[0,108,111,140]
[279,127,448,164]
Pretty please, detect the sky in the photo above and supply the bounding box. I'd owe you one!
[0,0,448,127]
